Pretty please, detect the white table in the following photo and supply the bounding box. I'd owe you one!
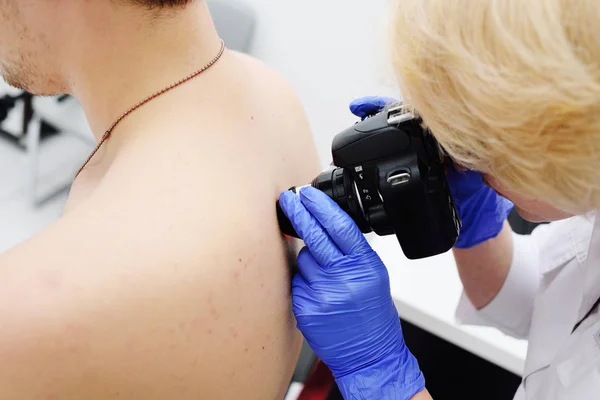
[370,235,528,376]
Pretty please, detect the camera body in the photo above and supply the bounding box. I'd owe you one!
[277,102,461,260]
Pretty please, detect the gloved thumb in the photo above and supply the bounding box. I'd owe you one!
[350,96,397,119]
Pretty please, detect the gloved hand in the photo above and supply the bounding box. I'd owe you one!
[349,96,514,249]
[445,164,514,248]
[349,95,399,120]
[279,187,425,400]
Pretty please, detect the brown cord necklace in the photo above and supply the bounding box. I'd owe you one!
[74,39,226,179]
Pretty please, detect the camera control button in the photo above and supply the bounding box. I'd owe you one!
[388,172,411,187]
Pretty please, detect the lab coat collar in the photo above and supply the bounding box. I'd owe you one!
[539,212,596,275]
[523,212,597,382]
[577,212,600,324]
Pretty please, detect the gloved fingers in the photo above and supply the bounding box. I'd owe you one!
[291,272,320,321]
[295,246,326,285]
[349,96,397,119]
[446,160,474,177]
[299,186,371,256]
[446,162,486,200]
[279,190,344,266]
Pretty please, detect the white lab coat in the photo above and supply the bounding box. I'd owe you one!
[456,212,600,399]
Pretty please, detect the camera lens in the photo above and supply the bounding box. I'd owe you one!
[310,167,341,201]
[276,168,372,239]
[311,168,371,234]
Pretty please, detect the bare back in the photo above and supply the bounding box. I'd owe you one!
[0,51,320,399]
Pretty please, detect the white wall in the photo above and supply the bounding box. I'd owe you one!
[245,0,400,168]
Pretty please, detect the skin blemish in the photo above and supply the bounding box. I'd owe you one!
[244,348,249,353]
[169,373,186,382]
[208,329,213,334]
[251,116,254,121]
[192,316,202,329]
[238,258,242,263]
[230,327,239,338]
[233,270,241,280]
[40,270,62,291]
[208,292,220,320]
[262,346,265,350]
[67,344,81,355]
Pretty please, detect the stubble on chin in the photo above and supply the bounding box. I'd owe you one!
[1,61,66,96]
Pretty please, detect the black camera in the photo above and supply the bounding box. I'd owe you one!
[276,102,461,260]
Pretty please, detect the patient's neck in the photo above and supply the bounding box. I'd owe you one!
[68,2,222,142]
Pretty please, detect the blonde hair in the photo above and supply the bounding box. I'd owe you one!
[391,0,600,213]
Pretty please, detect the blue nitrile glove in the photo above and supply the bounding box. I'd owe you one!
[445,164,514,248]
[349,96,399,120]
[350,96,514,249]
[279,187,425,400]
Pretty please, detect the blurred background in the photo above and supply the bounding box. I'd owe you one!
[0,1,536,399]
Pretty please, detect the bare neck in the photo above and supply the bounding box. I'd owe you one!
[67,2,222,142]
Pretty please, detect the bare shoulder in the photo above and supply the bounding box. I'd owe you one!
[0,52,319,399]
[227,50,299,96]
[204,50,320,185]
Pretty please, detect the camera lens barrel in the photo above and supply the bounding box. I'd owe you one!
[276,167,372,239]
[311,168,345,202]
[312,168,371,234]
